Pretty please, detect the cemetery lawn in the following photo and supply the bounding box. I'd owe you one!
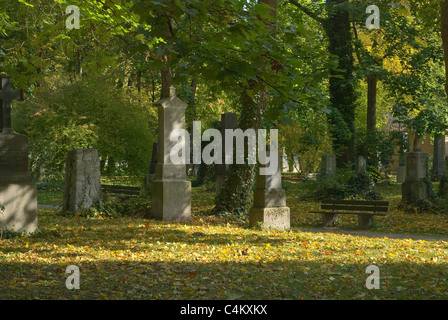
[1,176,447,300]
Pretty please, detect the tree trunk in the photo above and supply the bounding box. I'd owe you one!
[160,17,174,98]
[213,81,263,214]
[213,0,276,215]
[367,75,377,132]
[324,0,356,168]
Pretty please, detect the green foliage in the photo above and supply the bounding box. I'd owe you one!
[355,129,402,169]
[304,169,382,201]
[15,74,156,181]
[60,196,151,219]
[279,109,332,176]
[0,228,24,240]
[345,173,382,200]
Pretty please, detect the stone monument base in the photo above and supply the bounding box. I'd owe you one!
[151,180,191,221]
[0,183,38,233]
[141,173,155,197]
[249,207,290,231]
[397,166,406,183]
[402,180,428,204]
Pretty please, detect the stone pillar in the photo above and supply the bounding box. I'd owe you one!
[151,87,191,221]
[249,150,290,231]
[0,132,38,233]
[63,149,101,212]
[402,151,429,204]
[432,134,445,181]
[215,112,238,195]
[357,156,367,174]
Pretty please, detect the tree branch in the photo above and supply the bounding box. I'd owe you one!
[287,0,324,24]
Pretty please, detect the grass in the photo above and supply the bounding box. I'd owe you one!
[1,175,447,299]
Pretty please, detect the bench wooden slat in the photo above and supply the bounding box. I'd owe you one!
[321,199,389,206]
[101,185,140,197]
[310,211,387,216]
[101,185,140,191]
[102,190,140,196]
[321,205,388,212]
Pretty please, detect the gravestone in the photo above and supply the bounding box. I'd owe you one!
[402,151,430,204]
[249,147,290,231]
[151,87,191,221]
[63,149,101,212]
[438,156,448,197]
[292,154,299,172]
[432,134,445,181]
[319,153,336,178]
[0,75,38,233]
[215,112,238,195]
[141,142,158,196]
[357,156,367,175]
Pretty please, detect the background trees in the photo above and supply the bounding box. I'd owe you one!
[1,0,447,213]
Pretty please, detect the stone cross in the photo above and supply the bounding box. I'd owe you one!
[0,75,24,133]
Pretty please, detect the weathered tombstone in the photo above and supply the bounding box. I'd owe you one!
[292,154,299,172]
[432,134,445,181]
[141,142,158,196]
[249,148,290,231]
[438,156,448,196]
[151,87,191,221]
[215,112,238,195]
[63,149,101,212]
[402,151,430,204]
[0,75,38,233]
[319,153,336,178]
[357,156,367,175]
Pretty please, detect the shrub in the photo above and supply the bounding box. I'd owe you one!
[303,169,382,200]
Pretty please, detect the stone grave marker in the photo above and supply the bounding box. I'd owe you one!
[0,75,38,233]
[402,151,430,204]
[151,87,191,221]
[357,156,367,175]
[319,153,336,178]
[215,112,238,195]
[249,147,290,231]
[63,149,101,212]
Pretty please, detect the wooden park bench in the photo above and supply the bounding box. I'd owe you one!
[101,185,141,200]
[310,199,389,230]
